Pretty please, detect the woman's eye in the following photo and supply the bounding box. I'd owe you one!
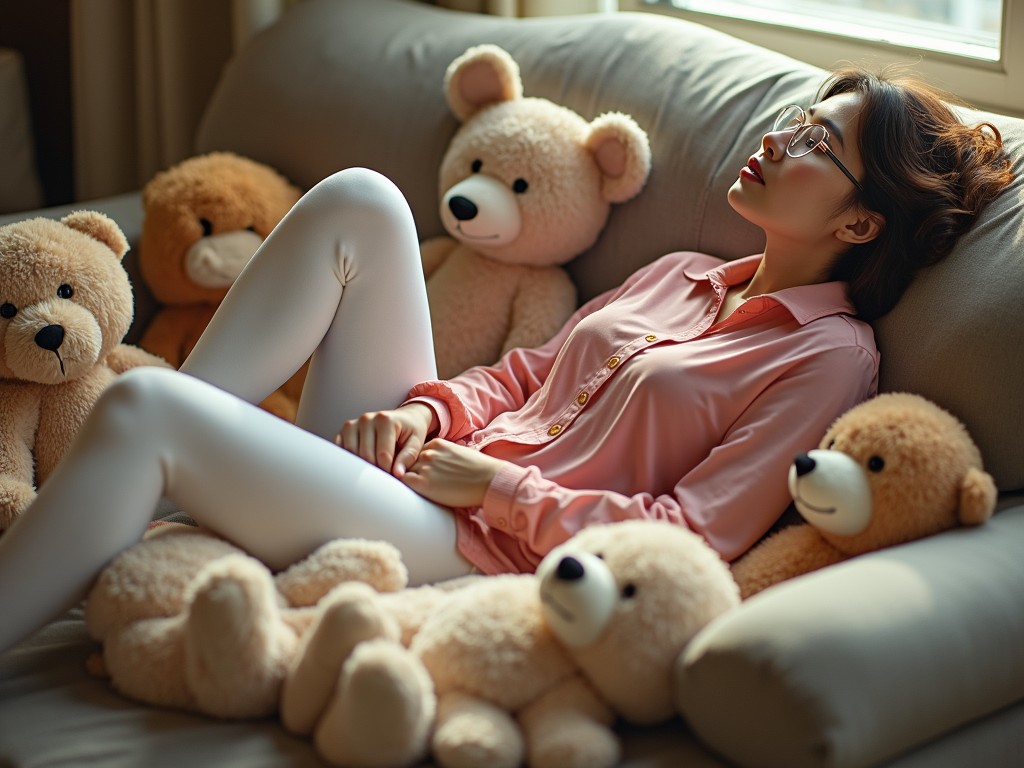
[1,303,16,319]
[57,284,74,299]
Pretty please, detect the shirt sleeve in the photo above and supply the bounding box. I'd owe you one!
[478,344,879,562]
[406,262,656,442]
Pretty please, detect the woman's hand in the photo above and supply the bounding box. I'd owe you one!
[336,403,438,477]
[400,439,506,508]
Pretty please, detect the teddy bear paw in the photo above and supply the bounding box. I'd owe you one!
[0,479,35,532]
[528,724,620,768]
[433,692,524,768]
[184,554,297,718]
[313,637,434,768]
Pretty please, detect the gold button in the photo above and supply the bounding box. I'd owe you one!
[548,424,562,436]
[607,356,621,369]
[645,334,657,342]
[576,392,588,406]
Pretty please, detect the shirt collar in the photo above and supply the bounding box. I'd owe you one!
[684,253,858,326]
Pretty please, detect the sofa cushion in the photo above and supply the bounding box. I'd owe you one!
[197,0,1024,493]
[676,501,1024,768]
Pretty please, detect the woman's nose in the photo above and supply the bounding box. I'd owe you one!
[761,130,788,160]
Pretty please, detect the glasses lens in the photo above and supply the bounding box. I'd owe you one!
[787,124,826,157]
[773,105,804,133]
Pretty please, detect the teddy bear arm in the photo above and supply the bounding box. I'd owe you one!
[105,343,173,374]
[274,538,409,607]
[421,235,458,278]
[519,675,619,768]
[731,524,846,599]
[500,267,577,355]
[0,385,41,527]
[433,690,525,768]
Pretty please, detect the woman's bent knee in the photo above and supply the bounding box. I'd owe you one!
[91,367,192,436]
[298,168,411,228]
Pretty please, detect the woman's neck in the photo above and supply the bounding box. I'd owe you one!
[741,238,841,300]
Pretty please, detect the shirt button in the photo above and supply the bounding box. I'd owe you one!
[607,356,621,369]
[645,334,657,342]
[576,391,588,406]
[548,424,562,436]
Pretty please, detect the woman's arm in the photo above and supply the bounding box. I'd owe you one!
[470,345,877,563]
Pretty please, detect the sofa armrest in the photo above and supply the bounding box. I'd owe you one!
[676,503,1024,768]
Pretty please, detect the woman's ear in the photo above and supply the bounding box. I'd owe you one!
[836,209,885,245]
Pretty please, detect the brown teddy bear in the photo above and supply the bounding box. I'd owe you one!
[0,212,169,532]
[84,522,410,719]
[731,392,997,599]
[281,520,739,768]
[137,151,307,420]
[423,45,652,378]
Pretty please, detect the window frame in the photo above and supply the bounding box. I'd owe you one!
[618,0,1023,118]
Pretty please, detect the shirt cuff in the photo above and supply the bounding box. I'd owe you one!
[400,396,451,438]
[481,462,532,524]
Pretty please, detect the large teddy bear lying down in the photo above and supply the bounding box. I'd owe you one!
[86,520,740,768]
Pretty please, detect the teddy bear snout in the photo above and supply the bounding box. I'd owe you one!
[536,547,618,649]
[440,175,521,247]
[185,229,262,289]
[788,449,873,537]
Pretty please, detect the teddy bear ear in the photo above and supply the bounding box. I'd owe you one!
[444,44,523,123]
[958,466,997,526]
[61,210,129,260]
[584,112,652,204]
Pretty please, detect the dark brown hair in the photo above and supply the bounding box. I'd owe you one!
[823,67,1015,320]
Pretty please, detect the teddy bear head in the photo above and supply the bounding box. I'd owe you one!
[437,44,651,268]
[139,152,302,306]
[788,392,997,557]
[0,212,133,385]
[535,520,739,725]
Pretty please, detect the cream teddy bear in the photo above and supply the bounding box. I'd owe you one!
[0,212,168,531]
[281,520,739,768]
[731,392,997,599]
[423,45,652,378]
[137,152,307,420]
[84,523,409,719]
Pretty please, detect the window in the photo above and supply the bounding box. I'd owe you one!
[621,0,1022,117]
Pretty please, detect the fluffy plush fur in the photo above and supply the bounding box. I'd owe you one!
[0,212,168,531]
[137,152,307,420]
[84,523,410,719]
[423,45,652,378]
[282,520,739,768]
[731,393,997,599]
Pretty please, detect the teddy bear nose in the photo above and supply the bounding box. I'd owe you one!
[35,324,66,351]
[793,453,816,477]
[555,556,585,582]
[448,195,478,222]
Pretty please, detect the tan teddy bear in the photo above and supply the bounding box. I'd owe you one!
[423,45,652,378]
[731,392,997,599]
[84,523,409,719]
[280,520,740,768]
[137,151,307,420]
[0,212,169,531]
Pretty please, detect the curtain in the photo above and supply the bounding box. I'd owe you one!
[70,0,291,201]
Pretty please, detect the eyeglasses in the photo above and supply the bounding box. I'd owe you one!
[773,105,864,193]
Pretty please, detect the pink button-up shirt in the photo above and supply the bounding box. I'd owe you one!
[407,251,879,574]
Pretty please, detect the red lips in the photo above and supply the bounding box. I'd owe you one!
[745,156,765,185]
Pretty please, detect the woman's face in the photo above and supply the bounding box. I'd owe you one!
[728,92,868,247]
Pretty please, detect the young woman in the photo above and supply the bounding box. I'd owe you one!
[0,67,1012,653]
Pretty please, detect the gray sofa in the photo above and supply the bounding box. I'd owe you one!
[2,1,1022,766]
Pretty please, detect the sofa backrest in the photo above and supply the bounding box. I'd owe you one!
[197,0,1024,492]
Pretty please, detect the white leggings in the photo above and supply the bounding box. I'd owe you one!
[0,168,474,653]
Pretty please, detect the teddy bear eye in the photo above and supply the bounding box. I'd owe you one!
[826,438,836,449]
[199,218,214,237]
[867,455,886,472]
[57,284,74,299]
[621,583,637,599]
[0,302,16,319]
[512,178,529,194]
[246,225,258,234]
[471,159,483,173]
